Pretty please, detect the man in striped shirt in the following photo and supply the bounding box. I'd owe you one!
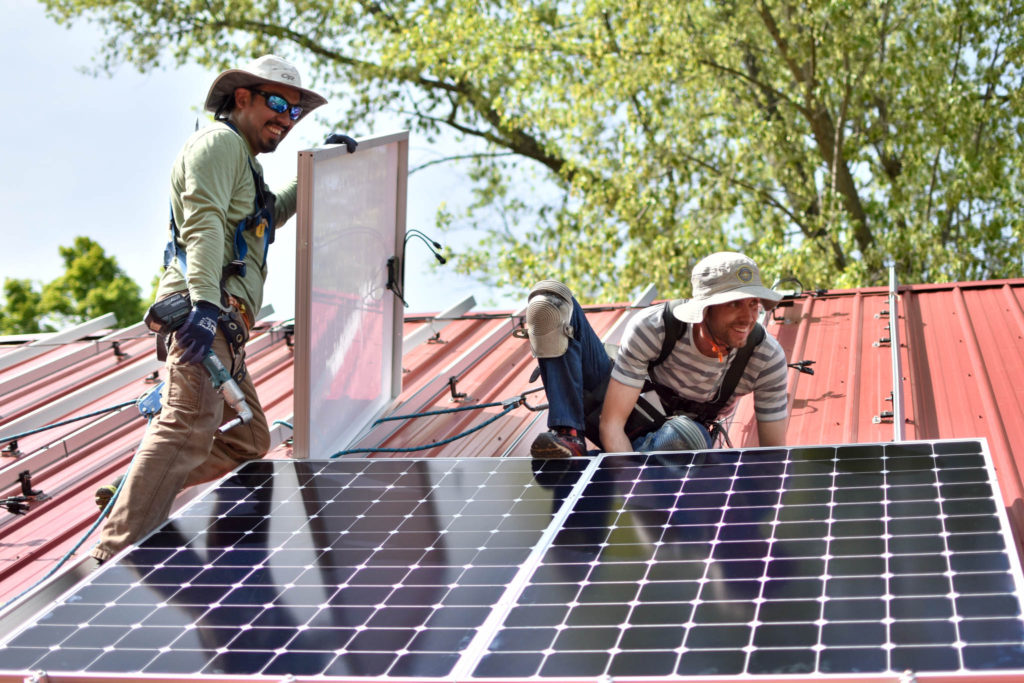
[525,252,789,458]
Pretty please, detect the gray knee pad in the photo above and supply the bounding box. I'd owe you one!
[635,415,711,452]
[526,279,574,358]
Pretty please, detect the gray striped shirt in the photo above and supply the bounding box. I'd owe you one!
[610,304,789,422]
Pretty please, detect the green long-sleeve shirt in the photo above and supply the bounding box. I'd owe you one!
[156,121,297,314]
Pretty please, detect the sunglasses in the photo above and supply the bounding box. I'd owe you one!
[248,88,303,121]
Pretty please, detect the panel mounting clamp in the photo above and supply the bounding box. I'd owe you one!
[448,376,469,402]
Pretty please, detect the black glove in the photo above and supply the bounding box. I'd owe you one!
[325,133,358,153]
[176,301,220,364]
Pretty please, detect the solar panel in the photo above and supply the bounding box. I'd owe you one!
[2,440,1024,679]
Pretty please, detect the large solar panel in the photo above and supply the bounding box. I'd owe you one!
[2,440,1024,679]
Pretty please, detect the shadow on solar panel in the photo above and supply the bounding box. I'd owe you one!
[2,440,1024,680]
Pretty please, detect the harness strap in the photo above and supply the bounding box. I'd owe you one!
[163,122,276,290]
[647,312,766,426]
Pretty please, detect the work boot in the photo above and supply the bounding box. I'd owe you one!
[94,474,124,512]
[530,428,586,459]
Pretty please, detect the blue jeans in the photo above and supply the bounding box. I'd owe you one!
[537,298,713,452]
[537,298,611,433]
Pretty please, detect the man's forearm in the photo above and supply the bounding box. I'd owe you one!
[599,423,634,453]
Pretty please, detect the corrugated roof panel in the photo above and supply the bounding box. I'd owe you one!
[5,280,1024,682]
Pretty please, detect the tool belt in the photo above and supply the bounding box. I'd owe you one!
[145,291,249,382]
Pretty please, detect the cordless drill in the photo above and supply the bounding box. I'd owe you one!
[144,292,253,432]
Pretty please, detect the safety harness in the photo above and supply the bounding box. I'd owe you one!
[582,299,764,447]
[163,120,277,309]
[645,298,766,426]
[157,121,270,377]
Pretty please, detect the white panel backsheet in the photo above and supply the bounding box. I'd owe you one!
[295,134,407,459]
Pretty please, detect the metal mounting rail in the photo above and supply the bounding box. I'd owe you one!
[888,265,907,442]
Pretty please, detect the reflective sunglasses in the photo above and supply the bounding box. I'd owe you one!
[248,88,303,121]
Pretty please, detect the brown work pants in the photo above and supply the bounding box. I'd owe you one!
[91,331,269,562]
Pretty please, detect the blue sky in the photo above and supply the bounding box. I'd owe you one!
[3,0,507,318]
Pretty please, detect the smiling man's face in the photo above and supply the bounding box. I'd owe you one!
[704,298,761,349]
[231,83,302,154]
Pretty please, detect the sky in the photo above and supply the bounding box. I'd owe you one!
[2,0,512,319]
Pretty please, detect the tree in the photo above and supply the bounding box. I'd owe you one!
[38,0,1024,301]
[0,279,45,335]
[0,237,148,334]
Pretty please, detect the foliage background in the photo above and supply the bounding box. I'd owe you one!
[0,237,148,334]
[25,0,1024,309]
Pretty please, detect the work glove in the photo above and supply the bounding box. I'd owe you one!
[175,301,220,364]
[324,133,358,153]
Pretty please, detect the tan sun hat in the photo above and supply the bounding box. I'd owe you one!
[671,252,782,324]
[204,54,327,118]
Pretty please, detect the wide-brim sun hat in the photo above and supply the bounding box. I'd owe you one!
[671,251,782,324]
[204,54,327,118]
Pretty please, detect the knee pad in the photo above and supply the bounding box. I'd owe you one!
[642,415,711,452]
[526,279,574,358]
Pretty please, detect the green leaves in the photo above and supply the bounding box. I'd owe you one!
[0,237,149,334]
[37,0,1024,301]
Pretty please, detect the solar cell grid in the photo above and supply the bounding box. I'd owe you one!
[2,440,1024,679]
[475,440,1024,678]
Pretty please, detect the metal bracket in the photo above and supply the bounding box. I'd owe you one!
[874,392,896,424]
[788,360,815,375]
[19,470,42,497]
[448,376,468,402]
[2,440,19,458]
[144,370,160,384]
[426,330,447,344]
[111,340,128,360]
[511,316,528,339]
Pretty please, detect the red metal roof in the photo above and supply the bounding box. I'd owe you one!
[2,277,1024,682]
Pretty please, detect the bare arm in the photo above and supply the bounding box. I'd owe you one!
[757,418,787,447]
[599,378,643,452]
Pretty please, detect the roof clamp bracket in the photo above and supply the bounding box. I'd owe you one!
[873,334,891,347]
[788,359,815,375]
[448,376,469,403]
[427,330,447,344]
[25,670,50,683]
[19,470,42,497]
[145,370,160,384]
[874,392,896,423]
[900,670,919,683]
[2,439,20,458]
[111,340,128,360]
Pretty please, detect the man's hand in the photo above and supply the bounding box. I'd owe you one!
[325,133,358,153]
[176,301,220,364]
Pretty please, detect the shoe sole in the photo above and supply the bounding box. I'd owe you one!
[94,485,117,511]
[529,433,581,459]
[94,474,125,512]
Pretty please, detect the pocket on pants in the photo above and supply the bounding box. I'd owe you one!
[165,361,204,412]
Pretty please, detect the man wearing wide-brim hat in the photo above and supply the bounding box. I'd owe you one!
[524,251,790,459]
[92,55,355,563]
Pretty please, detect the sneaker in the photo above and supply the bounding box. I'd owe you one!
[94,475,124,512]
[530,429,586,459]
